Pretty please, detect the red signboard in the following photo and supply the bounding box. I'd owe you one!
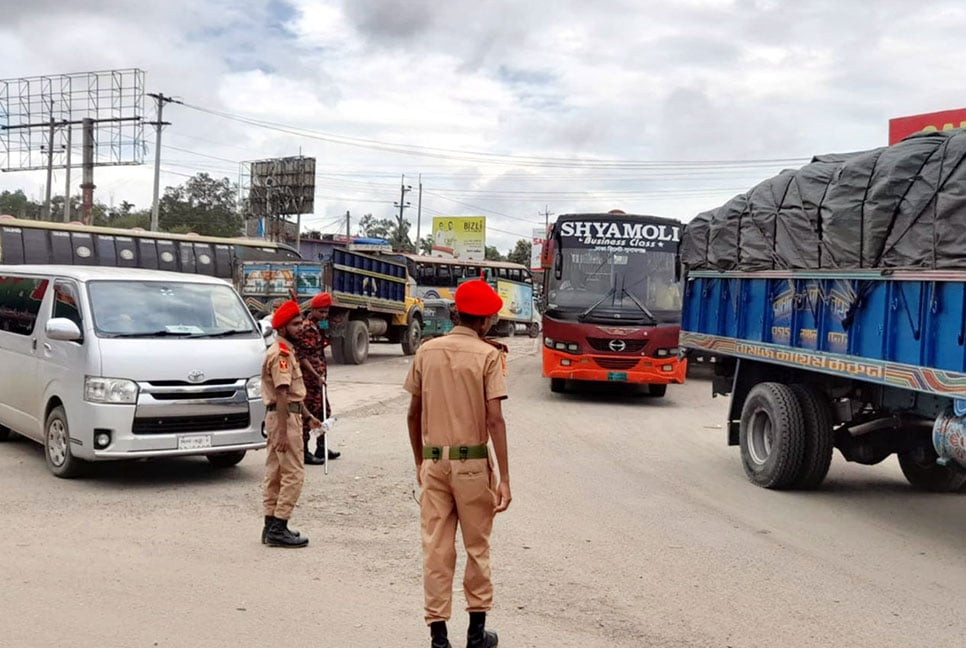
[889,108,966,145]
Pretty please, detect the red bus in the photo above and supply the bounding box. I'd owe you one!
[540,211,687,396]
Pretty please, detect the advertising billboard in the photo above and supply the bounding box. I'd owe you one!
[431,216,485,261]
[496,279,534,323]
[531,227,546,272]
[888,108,966,145]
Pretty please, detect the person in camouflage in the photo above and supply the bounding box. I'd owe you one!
[292,292,341,465]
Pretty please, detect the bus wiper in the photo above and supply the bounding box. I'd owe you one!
[189,328,254,338]
[107,330,196,338]
[577,287,616,322]
[620,288,658,325]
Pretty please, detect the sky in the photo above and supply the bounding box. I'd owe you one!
[1,0,965,254]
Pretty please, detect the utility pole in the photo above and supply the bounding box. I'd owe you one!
[345,210,351,238]
[541,205,553,233]
[80,118,95,225]
[147,92,179,231]
[415,174,423,254]
[393,173,413,248]
[63,124,72,222]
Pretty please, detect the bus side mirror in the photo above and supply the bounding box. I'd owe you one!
[553,249,562,281]
[674,254,682,283]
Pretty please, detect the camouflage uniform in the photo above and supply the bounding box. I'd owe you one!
[292,318,332,447]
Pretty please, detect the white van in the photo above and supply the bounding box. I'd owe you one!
[0,265,268,477]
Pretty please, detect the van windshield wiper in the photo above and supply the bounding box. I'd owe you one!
[189,328,255,338]
[105,330,196,338]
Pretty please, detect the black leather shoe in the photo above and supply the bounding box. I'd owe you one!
[263,516,299,544]
[430,638,451,648]
[315,445,340,460]
[466,630,498,648]
[266,519,308,548]
[304,451,326,465]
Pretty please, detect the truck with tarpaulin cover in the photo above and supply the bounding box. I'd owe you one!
[680,129,966,491]
[540,210,687,396]
[237,241,423,365]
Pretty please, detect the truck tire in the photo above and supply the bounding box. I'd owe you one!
[550,378,566,393]
[330,337,346,364]
[45,406,83,479]
[739,382,806,489]
[528,322,540,338]
[898,445,966,492]
[401,317,422,356]
[789,384,835,490]
[344,320,369,365]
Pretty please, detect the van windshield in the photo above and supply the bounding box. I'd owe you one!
[88,281,258,338]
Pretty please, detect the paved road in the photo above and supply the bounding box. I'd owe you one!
[1,337,964,647]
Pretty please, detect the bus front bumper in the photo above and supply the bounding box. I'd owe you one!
[542,348,687,384]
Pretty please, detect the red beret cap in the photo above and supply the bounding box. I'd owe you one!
[310,292,332,309]
[454,279,503,316]
[271,300,302,329]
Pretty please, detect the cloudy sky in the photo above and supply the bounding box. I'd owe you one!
[1,0,964,253]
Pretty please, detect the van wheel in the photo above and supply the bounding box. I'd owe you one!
[344,320,370,365]
[207,451,247,468]
[45,406,83,479]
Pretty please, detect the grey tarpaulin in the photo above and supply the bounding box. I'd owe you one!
[682,129,966,270]
[680,209,713,270]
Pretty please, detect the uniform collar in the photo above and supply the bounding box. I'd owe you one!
[449,326,481,338]
[277,335,293,346]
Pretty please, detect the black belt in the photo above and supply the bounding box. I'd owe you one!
[423,444,488,460]
[266,403,302,413]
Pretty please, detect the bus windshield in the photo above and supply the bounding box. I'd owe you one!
[545,217,682,324]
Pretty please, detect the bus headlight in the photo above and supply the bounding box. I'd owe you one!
[85,377,138,404]
[656,347,679,358]
[545,337,579,353]
[246,376,262,400]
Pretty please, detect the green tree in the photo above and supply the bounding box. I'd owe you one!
[0,190,40,219]
[159,173,242,237]
[484,246,504,261]
[358,213,416,252]
[506,239,532,266]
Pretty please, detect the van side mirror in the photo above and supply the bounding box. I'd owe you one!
[46,318,83,342]
[259,320,273,338]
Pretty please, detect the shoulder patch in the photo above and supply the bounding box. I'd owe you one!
[278,341,290,356]
[278,357,290,371]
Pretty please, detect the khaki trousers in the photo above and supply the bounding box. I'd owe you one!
[420,453,497,624]
[262,411,305,520]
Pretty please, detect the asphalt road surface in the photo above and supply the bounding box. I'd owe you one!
[1,337,965,647]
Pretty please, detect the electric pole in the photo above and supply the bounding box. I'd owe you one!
[63,124,73,222]
[147,92,180,231]
[393,174,413,248]
[415,174,423,254]
[42,117,57,221]
[541,205,554,233]
[345,210,351,238]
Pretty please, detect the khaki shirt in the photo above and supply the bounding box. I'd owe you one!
[261,337,307,405]
[403,326,508,447]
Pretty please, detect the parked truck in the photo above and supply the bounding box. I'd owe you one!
[237,244,423,364]
[681,129,966,492]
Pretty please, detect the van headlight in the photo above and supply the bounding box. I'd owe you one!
[85,377,138,404]
[246,376,262,400]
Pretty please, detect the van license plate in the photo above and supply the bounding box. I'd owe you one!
[178,434,212,450]
[607,372,628,381]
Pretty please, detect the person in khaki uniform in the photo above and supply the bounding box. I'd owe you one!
[261,300,321,548]
[405,279,512,648]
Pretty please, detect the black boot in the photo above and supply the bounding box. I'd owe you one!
[265,517,309,548]
[467,612,498,648]
[262,516,300,544]
[314,440,340,460]
[429,621,451,648]
[304,440,326,465]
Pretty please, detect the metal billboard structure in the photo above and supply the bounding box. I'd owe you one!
[240,156,316,244]
[0,68,146,223]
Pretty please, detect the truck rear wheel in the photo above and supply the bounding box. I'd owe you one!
[898,444,966,492]
[528,322,540,338]
[344,320,369,365]
[401,317,422,355]
[739,382,806,489]
[789,384,835,490]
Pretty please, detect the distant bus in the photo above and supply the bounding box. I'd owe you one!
[0,216,300,280]
[401,254,536,336]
